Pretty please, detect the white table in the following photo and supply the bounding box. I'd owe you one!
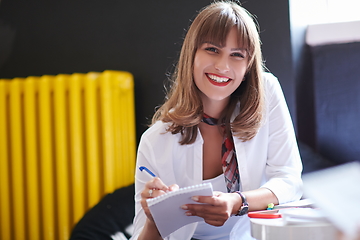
[250,218,337,240]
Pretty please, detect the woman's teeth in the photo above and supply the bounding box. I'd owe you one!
[207,74,230,83]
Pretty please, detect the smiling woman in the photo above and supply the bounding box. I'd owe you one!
[154,1,264,145]
[131,1,303,240]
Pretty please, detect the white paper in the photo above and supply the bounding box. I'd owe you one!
[281,208,328,225]
[274,198,315,209]
[147,183,213,238]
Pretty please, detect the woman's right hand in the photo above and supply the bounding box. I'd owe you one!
[140,177,179,222]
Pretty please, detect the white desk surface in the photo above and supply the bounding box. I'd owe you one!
[250,217,337,240]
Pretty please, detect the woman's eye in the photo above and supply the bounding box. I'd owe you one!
[205,47,218,53]
[232,52,245,58]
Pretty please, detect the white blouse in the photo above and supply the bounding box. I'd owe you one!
[131,72,303,240]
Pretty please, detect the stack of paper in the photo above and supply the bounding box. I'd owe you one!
[280,208,329,225]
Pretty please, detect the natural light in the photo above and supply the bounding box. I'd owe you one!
[309,0,360,24]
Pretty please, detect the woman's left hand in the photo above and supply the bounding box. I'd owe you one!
[181,191,240,226]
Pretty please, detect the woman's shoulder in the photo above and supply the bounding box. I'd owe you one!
[141,121,169,137]
[138,121,188,156]
[262,71,283,96]
[262,72,279,86]
[140,121,181,143]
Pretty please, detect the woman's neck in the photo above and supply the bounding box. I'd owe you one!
[202,97,230,119]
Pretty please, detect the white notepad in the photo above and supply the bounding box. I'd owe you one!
[147,182,213,238]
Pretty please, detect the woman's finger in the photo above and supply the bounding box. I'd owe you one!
[168,184,179,192]
[145,177,169,192]
[141,188,168,199]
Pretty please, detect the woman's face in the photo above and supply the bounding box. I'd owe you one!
[193,27,248,106]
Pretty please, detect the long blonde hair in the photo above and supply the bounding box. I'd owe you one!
[152,1,265,144]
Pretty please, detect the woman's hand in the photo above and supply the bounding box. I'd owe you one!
[181,191,240,226]
[138,179,179,240]
[140,177,179,222]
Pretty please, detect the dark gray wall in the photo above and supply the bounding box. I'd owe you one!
[0,0,296,143]
[289,0,316,149]
[244,0,296,127]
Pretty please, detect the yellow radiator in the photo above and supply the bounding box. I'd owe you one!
[0,70,136,240]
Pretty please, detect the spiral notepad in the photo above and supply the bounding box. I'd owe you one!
[147,182,213,238]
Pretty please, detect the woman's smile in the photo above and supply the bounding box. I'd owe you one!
[206,73,232,86]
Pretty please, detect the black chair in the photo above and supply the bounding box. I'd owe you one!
[70,184,135,240]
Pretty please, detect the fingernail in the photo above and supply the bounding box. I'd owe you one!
[181,205,188,210]
[191,196,199,202]
[185,212,192,216]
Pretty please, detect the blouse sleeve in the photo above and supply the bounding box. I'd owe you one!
[130,135,156,240]
[260,73,303,204]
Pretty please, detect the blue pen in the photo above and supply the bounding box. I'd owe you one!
[139,166,156,177]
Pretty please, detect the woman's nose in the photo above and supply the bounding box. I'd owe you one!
[214,56,230,73]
